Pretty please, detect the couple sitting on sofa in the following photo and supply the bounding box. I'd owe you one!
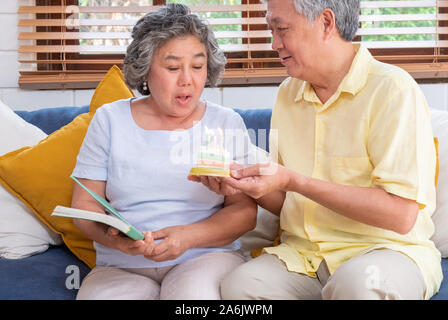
[72,1,441,300]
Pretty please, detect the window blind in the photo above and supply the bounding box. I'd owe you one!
[17,0,448,89]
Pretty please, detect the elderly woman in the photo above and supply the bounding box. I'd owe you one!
[70,3,257,300]
[202,0,442,300]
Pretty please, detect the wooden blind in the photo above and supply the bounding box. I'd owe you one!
[17,0,448,90]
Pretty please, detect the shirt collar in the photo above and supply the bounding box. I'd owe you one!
[295,44,372,103]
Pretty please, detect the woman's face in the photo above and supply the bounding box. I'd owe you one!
[147,35,208,118]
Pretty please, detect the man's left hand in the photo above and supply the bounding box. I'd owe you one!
[221,162,291,199]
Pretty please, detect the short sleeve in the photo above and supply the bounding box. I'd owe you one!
[72,108,110,181]
[368,83,436,208]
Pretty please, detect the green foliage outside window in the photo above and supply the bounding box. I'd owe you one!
[360,0,437,42]
[167,0,242,45]
[78,0,242,46]
[77,0,438,45]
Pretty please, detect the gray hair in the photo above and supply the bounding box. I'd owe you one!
[123,3,226,95]
[265,0,360,41]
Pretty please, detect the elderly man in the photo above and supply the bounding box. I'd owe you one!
[198,0,442,300]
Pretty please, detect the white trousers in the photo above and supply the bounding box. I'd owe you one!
[77,251,245,300]
[221,249,426,300]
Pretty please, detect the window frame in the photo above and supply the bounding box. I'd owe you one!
[20,0,448,90]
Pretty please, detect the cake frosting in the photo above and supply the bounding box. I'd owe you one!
[189,128,231,177]
[196,146,230,170]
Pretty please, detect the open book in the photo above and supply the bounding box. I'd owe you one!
[51,176,145,241]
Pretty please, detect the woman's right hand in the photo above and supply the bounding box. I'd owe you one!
[187,162,243,196]
[106,228,155,256]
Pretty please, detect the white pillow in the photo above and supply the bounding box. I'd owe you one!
[0,99,62,259]
[430,108,448,258]
[239,207,279,260]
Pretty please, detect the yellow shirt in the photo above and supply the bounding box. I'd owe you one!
[264,45,442,299]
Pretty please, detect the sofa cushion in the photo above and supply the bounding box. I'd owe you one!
[15,106,89,135]
[234,108,272,152]
[0,99,63,259]
[0,66,135,269]
[430,258,448,300]
[430,109,448,258]
[0,245,90,300]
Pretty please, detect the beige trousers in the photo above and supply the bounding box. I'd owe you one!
[221,249,426,300]
[77,251,245,300]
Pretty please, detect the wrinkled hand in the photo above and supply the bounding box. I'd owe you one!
[107,227,154,256]
[221,162,290,199]
[144,225,190,262]
[187,162,243,196]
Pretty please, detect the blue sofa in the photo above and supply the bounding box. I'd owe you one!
[0,105,446,300]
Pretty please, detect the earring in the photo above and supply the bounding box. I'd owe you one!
[142,81,148,93]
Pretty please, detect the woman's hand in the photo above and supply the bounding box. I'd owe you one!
[222,162,292,199]
[106,228,155,256]
[187,162,243,196]
[144,225,191,262]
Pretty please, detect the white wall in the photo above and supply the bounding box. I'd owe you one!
[0,1,279,111]
[1,1,447,111]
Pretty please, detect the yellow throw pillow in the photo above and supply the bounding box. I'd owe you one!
[0,65,134,268]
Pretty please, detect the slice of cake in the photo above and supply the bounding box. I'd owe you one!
[189,146,231,177]
[189,127,231,177]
